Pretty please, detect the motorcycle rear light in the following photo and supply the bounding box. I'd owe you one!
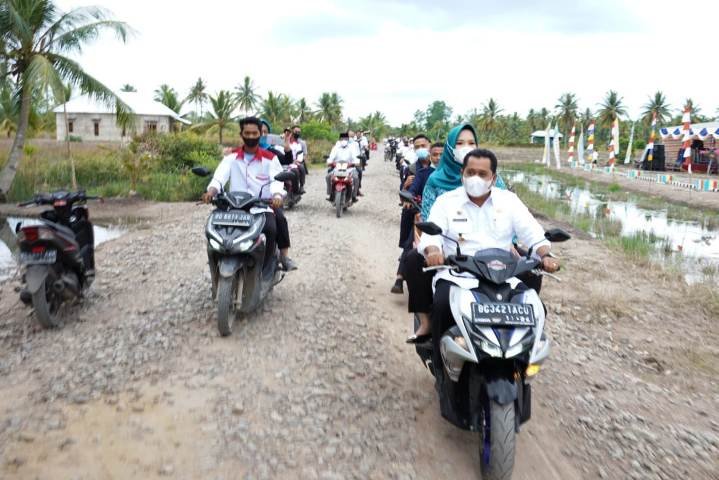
[20,226,39,242]
[31,246,46,254]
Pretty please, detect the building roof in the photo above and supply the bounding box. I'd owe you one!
[530,129,563,138]
[663,120,719,132]
[53,91,191,125]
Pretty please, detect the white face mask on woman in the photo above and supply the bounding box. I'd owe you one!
[453,146,474,164]
[463,175,493,197]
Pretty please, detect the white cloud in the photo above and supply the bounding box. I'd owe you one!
[56,0,719,126]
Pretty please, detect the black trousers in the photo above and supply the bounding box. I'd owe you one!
[297,164,306,187]
[398,207,416,248]
[262,210,290,263]
[402,249,434,313]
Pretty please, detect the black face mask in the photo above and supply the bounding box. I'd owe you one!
[243,136,259,148]
[292,132,301,139]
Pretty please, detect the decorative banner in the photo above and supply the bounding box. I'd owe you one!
[608,117,619,168]
[577,127,585,166]
[680,106,693,174]
[696,127,709,141]
[660,127,670,140]
[567,123,576,165]
[713,128,719,140]
[586,120,595,163]
[646,112,657,163]
[671,127,682,140]
[624,122,634,164]
[553,124,562,169]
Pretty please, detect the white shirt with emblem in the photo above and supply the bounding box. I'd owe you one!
[207,148,286,200]
[417,186,550,289]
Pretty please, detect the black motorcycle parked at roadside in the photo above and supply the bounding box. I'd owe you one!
[16,190,101,328]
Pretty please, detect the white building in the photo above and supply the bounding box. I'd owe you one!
[53,92,190,142]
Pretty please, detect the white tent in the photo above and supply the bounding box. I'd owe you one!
[530,129,563,144]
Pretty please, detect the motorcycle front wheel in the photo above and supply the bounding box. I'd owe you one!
[217,274,242,336]
[480,400,516,480]
[335,191,344,218]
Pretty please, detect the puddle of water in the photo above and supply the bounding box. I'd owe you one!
[504,170,719,284]
[0,216,127,282]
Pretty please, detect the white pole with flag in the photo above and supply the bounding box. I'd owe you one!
[624,122,635,164]
[543,122,552,166]
[577,127,585,165]
[553,125,561,169]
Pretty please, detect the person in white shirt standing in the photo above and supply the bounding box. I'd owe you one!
[284,125,307,194]
[347,130,364,196]
[202,117,297,271]
[326,132,360,203]
[407,148,560,345]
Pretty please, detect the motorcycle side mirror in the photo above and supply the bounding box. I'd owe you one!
[545,228,571,243]
[415,222,443,236]
[398,190,415,202]
[191,167,211,177]
[274,172,295,182]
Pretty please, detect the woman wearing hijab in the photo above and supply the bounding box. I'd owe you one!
[404,123,506,343]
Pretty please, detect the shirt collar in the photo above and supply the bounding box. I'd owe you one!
[460,187,494,208]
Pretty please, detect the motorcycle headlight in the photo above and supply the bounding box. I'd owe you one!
[480,339,503,358]
[209,238,221,251]
[235,238,254,251]
[505,342,527,359]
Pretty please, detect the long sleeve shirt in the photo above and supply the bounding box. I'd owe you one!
[207,147,285,200]
[327,142,359,165]
[417,186,549,289]
[408,165,434,197]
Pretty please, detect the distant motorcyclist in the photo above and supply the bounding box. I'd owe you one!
[326,132,360,203]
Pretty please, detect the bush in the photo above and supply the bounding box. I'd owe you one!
[131,132,220,172]
[300,120,337,142]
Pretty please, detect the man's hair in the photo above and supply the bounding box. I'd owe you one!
[291,125,300,130]
[431,142,444,150]
[339,132,350,139]
[463,148,497,174]
[239,116,262,132]
[413,134,430,143]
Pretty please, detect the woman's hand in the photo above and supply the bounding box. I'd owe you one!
[425,246,445,267]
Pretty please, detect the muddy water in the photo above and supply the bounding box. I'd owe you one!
[0,216,126,282]
[504,170,719,284]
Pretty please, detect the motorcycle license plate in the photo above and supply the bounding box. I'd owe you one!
[212,211,252,227]
[471,302,536,327]
[20,249,57,265]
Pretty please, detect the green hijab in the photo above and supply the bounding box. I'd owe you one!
[424,123,477,192]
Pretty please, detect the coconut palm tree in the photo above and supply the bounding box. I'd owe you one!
[205,90,237,144]
[120,84,136,92]
[316,92,343,128]
[479,98,503,139]
[295,97,312,124]
[641,91,671,125]
[154,84,183,114]
[555,92,578,143]
[261,91,285,128]
[0,0,130,198]
[185,77,207,120]
[235,76,260,117]
[598,90,627,129]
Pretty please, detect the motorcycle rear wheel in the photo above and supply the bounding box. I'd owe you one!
[32,277,61,328]
[480,400,516,480]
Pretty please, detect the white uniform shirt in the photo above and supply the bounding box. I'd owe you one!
[208,147,286,200]
[359,135,369,149]
[327,141,359,164]
[418,186,550,289]
[289,140,305,163]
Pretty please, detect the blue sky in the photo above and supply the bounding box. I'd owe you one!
[57,0,719,126]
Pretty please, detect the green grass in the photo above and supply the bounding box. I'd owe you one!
[605,231,662,261]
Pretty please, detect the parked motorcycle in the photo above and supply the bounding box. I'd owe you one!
[16,190,101,328]
[329,160,356,218]
[281,163,303,209]
[192,167,295,336]
[414,221,570,480]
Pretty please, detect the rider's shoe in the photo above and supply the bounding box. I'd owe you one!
[390,278,404,294]
[280,256,298,271]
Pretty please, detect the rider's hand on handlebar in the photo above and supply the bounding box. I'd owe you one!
[201,192,214,204]
[541,256,561,273]
[425,247,445,267]
[270,194,283,209]
[402,201,414,209]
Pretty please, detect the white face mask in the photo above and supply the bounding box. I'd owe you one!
[340,139,348,147]
[453,145,474,164]
[463,176,492,197]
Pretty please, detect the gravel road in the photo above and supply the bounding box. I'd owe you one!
[0,150,716,479]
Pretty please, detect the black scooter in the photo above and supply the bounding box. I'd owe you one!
[192,167,294,336]
[16,190,101,328]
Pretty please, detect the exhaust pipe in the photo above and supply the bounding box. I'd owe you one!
[53,273,80,300]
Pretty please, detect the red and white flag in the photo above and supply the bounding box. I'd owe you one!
[680,106,693,174]
[646,112,657,163]
[567,123,576,165]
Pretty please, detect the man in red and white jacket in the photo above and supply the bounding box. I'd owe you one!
[202,117,297,271]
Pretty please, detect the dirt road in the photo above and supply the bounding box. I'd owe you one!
[0,151,717,479]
